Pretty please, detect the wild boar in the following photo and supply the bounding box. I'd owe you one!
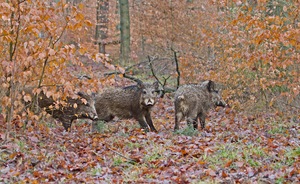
[95,81,159,132]
[23,88,98,131]
[174,80,227,130]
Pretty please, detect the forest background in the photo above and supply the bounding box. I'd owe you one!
[0,0,299,183]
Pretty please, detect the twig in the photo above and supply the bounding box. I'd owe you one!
[147,55,162,86]
[171,48,180,89]
[162,76,171,87]
[105,56,164,76]
[106,146,137,164]
[78,75,92,80]
[104,56,175,95]
[147,55,174,97]
[123,56,160,72]
[104,71,141,83]
[123,73,141,83]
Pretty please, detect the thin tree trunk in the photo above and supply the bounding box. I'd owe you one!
[119,0,130,66]
[96,0,109,54]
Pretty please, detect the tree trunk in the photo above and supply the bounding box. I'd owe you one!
[119,0,130,66]
[95,0,109,54]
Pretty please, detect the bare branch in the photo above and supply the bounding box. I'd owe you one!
[37,37,53,88]
[171,48,180,89]
[147,55,174,97]
[78,75,92,80]
[106,146,137,164]
[104,71,141,83]
[147,55,162,86]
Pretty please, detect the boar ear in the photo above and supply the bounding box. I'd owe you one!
[137,80,145,89]
[207,80,215,92]
[77,92,87,99]
[153,81,159,89]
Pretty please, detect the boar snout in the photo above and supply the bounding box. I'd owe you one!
[144,98,155,106]
[91,113,99,120]
[94,115,99,120]
[216,100,227,107]
[86,111,98,120]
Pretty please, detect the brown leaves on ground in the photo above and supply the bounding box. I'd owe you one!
[0,97,299,183]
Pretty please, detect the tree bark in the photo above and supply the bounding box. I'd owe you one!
[119,0,131,66]
[95,0,109,54]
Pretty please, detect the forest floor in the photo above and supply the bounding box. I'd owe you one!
[0,93,299,183]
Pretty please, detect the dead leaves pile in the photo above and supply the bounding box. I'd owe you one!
[0,98,299,183]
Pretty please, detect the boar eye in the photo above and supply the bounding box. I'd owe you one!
[142,90,147,94]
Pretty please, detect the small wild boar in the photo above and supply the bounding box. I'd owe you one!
[174,80,227,130]
[23,88,98,131]
[95,81,159,132]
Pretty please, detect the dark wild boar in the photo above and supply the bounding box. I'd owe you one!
[95,81,159,132]
[174,80,227,130]
[23,88,98,131]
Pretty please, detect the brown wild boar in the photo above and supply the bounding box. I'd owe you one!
[23,88,98,131]
[174,80,227,130]
[95,81,159,132]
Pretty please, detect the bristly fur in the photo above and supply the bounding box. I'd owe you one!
[95,81,159,132]
[23,88,98,131]
[174,80,227,130]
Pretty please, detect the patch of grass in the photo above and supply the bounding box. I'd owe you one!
[268,125,288,135]
[204,143,268,169]
[246,144,266,157]
[243,144,266,167]
[126,142,141,149]
[204,143,239,168]
[271,162,284,170]
[194,181,218,184]
[93,120,108,133]
[270,85,289,93]
[145,152,162,162]
[143,141,167,167]
[15,139,27,152]
[246,158,261,167]
[122,165,141,182]
[46,121,55,128]
[275,177,285,184]
[118,131,130,138]
[38,141,45,148]
[145,173,156,179]
[89,163,102,176]
[112,156,124,166]
[174,125,199,136]
[285,147,300,166]
[244,69,257,80]
[59,145,67,152]
[270,147,299,170]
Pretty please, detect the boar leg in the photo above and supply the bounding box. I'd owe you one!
[186,117,197,129]
[193,119,198,129]
[198,114,206,129]
[145,111,157,132]
[137,116,150,132]
[174,111,183,131]
[187,110,198,130]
